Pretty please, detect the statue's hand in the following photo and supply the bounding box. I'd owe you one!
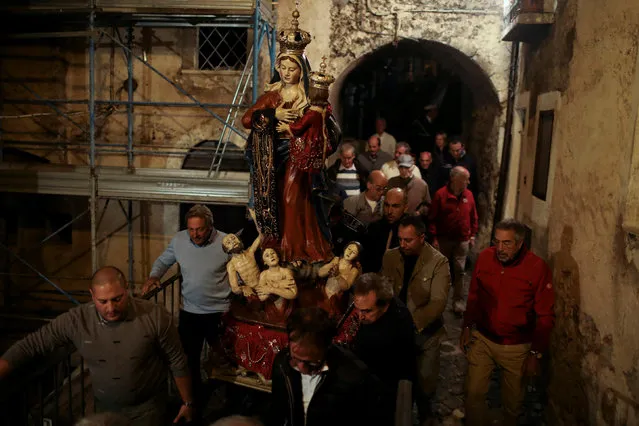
[257,289,270,301]
[275,107,298,123]
[242,286,256,297]
[276,122,290,134]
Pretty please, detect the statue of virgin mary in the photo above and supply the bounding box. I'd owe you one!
[241,8,340,263]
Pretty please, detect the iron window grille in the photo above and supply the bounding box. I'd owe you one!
[198,27,248,71]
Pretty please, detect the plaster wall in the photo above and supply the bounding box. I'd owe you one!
[515,0,639,423]
[277,0,510,243]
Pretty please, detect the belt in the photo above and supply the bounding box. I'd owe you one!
[419,317,444,339]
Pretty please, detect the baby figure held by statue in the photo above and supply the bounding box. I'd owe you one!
[277,58,335,175]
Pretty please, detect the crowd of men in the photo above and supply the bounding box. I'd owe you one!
[0,114,556,426]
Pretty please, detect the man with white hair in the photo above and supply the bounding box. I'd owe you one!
[388,154,431,217]
[326,142,367,198]
[428,166,478,315]
[381,142,422,180]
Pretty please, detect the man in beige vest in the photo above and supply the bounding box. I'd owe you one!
[381,215,450,426]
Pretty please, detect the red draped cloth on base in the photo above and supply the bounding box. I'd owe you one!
[221,305,360,380]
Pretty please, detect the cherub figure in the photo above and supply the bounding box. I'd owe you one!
[318,241,362,300]
[223,233,262,297]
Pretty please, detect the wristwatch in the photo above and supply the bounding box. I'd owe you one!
[529,350,543,359]
[183,401,194,408]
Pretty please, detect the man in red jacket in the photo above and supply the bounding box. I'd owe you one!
[461,219,555,426]
[427,166,478,314]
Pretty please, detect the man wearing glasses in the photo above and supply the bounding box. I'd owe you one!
[461,219,555,426]
[267,307,388,426]
[343,170,389,225]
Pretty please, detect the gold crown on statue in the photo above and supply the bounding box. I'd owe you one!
[309,57,335,89]
[277,7,312,56]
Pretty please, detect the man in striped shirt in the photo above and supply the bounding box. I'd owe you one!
[327,142,367,199]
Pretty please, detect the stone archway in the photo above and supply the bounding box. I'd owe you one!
[331,39,502,245]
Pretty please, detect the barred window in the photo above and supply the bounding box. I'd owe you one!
[198,27,248,71]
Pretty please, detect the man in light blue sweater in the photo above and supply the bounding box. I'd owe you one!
[143,204,231,407]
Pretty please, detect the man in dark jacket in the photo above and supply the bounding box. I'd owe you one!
[360,187,408,273]
[352,273,416,402]
[267,307,389,426]
[447,138,479,198]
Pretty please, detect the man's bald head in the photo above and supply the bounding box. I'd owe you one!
[365,170,389,202]
[91,266,127,290]
[383,188,407,223]
[90,266,129,322]
[368,135,381,154]
[386,187,407,205]
[449,166,470,195]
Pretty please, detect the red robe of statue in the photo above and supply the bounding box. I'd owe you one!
[280,106,334,262]
[243,93,333,263]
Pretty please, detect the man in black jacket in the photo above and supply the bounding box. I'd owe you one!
[352,273,416,401]
[360,187,408,273]
[267,307,389,426]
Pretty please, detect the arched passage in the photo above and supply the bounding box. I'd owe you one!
[332,39,502,240]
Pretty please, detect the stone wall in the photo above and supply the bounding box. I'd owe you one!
[515,0,639,424]
[277,0,510,243]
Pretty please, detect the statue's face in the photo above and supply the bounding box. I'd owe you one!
[263,249,280,267]
[279,58,301,85]
[343,244,360,262]
[222,234,242,254]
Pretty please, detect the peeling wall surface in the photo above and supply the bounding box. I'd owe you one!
[515,0,639,424]
[278,0,510,243]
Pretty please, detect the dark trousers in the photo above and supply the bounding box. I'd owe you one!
[178,310,224,406]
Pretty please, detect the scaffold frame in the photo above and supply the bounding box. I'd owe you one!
[0,0,277,302]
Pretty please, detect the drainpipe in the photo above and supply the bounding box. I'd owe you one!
[492,42,520,233]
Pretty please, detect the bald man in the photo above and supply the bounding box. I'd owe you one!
[360,187,409,273]
[0,266,193,425]
[343,170,389,225]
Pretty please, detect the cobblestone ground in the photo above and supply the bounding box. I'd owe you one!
[425,277,548,426]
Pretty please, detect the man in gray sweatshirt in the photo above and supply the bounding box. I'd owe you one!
[143,204,232,406]
[0,266,193,425]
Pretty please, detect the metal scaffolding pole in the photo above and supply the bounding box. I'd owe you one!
[89,4,98,273]
[100,30,246,139]
[128,200,133,290]
[2,98,248,108]
[126,25,134,170]
[252,8,260,103]
[0,242,80,305]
